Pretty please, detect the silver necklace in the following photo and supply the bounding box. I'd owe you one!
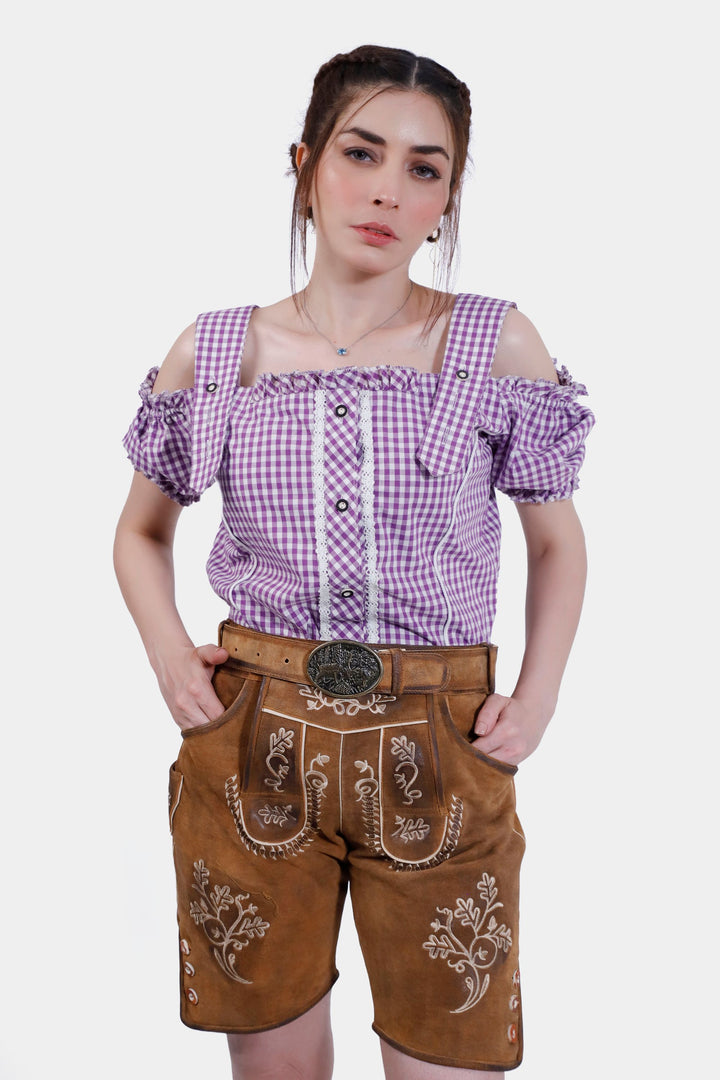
[301,282,414,356]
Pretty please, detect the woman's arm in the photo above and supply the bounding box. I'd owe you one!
[114,326,228,730]
[471,306,587,764]
[472,498,587,764]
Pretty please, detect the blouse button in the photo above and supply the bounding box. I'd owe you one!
[205,382,218,393]
[335,404,348,417]
[335,499,349,513]
[340,589,354,598]
[456,369,468,380]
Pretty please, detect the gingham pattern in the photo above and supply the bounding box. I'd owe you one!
[123,294,594,645]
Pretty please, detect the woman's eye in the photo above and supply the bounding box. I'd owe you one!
[412,164,440,180]
[346,148,373,162]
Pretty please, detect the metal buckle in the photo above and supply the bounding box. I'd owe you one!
[306,640,384,697]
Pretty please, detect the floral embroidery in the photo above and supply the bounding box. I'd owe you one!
[354,759,383,856]
[257,804,296,827]
[225,753,330,859]
[264,726,295,792]
[423,872,513,1013]
[392,815,431,843]
[189,860,270,983]
[354,760,463,871]
[390,734,422,805]
[299,685,396,714]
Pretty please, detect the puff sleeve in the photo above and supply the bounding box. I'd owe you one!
[122,367,200,506]
[479,364,595,503]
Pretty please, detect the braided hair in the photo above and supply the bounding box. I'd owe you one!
[289,45,472,325]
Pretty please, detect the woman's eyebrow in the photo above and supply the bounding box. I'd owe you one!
[340,125,450,160]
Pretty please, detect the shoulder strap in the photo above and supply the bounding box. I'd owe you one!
[190,305,256,493]
[416,293,516,475]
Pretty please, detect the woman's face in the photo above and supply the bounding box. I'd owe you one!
[304,89,454,276]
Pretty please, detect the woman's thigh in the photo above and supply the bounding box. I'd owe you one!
[227,989,333,1080]
[381,1040,504,1080]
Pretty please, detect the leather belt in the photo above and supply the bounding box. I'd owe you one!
[218,621,496,696]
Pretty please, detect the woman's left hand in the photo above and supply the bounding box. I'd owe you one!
[471,693,551,767]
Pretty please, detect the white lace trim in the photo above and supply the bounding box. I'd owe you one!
[312,389,332,638]
[358,391,380,642]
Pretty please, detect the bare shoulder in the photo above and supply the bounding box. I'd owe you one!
[491,308,558,382]
[151,322,196,394]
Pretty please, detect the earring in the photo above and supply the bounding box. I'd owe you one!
[426,227,441,243]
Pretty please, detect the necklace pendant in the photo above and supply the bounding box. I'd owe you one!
[337,347,348,356]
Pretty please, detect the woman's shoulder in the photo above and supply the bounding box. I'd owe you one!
[490,307,558,383]
[150,322,196,394]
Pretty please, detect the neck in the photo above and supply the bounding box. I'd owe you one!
[302,255,417,343]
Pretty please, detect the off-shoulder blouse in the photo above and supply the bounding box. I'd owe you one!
[123,294,594,646]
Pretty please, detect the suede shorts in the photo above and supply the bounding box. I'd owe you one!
[168,623,526,1072]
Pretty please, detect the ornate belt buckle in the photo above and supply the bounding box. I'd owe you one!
[306,640,384,697]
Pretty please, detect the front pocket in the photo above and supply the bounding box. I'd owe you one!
[180,665,249,741]
[439,692,518,777]
[168,761,184,833]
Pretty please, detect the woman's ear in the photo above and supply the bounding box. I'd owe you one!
[295,142,311,172]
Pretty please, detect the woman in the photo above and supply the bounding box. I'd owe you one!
[115,45,593,1079]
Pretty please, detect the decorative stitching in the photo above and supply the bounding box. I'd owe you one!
[423,872,513,1012]
[225,752,330,860]
[263,726,295,792]
[189,859,270,984]
[354,760,383,855]
[257,804,296,827]
[353,760,463,871]
[299,685,396,714]
[391,816,431,843]
[390,734,423,805]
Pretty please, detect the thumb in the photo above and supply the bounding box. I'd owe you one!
[473,693,511,737]
[196,643,229,668]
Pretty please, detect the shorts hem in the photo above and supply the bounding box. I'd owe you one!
[180,970,339,1034]
[373,1023,523,1072]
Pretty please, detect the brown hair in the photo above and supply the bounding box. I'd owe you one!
[288,45,472,326]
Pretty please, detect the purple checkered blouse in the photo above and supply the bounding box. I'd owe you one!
[123,293,594,646]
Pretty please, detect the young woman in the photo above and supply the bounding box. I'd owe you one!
[115,45,594,1079]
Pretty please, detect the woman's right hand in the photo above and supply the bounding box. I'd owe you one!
[154,643,230,730]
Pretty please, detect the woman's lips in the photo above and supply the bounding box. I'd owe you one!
[352,222,398,246]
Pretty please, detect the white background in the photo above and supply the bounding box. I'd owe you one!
[1,1,717,1077]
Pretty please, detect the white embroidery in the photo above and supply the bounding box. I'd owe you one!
[257,804,296,827]
[189,859,270,984]
[358,391,380,642]
[225,750,330,860]
[311,389,332,639]
[423,872,513,1013]
[390,734,423,804]
[264,726,295,792]
[299,685,396,715]
[354,760,464,871]
[392,815,431,843]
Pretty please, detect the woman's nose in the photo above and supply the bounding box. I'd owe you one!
[372,195,399,210]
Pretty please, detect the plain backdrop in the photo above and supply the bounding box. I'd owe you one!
[1,2,717,1077]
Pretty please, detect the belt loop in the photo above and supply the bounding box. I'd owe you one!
[391,649,404,695]
[217,619,228,648]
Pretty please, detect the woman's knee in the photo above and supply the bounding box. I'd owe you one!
[227,991,333,1080]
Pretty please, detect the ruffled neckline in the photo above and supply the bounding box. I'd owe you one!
[247,364,437,397]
